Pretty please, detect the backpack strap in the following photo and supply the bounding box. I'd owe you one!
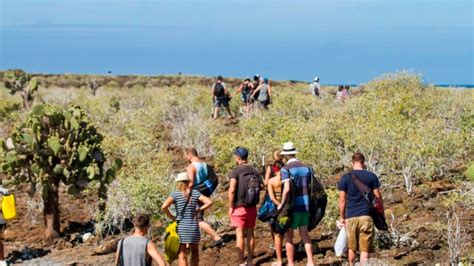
[350,173,374,209]
[117,238,125,266]
[178,190,193,223]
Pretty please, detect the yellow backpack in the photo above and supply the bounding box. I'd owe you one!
[2,194,17,220]
[164,221,180,263]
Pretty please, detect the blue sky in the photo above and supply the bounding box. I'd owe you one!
[1,0,473,84]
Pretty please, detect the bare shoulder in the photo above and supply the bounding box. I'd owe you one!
[269,176,281,186]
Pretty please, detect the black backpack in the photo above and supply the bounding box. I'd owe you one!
[307,168,327,231]
[237,168,261,207]
[213,83,225,97]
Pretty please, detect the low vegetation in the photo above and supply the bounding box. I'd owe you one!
[0,71,472,262]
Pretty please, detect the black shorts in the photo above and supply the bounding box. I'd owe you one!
[259,99,270,107]
[214,97,229,108]
[242,93,251,104]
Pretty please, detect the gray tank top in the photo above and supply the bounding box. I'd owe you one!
[257,84,269,101]
[118,236,151,266]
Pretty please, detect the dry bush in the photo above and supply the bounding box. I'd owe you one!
[446,210,469,264]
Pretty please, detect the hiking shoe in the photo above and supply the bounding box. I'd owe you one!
[209,238,225,248]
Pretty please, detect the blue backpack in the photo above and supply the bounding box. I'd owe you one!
[193,164,219,197]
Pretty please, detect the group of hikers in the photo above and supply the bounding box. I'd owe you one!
[212,75,352,119]
[116,143,384,266]
[212,74,272,119]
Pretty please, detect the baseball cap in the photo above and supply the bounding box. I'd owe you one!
[234,147,249,160]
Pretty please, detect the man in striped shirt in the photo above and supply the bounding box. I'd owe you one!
[277,142,314,266]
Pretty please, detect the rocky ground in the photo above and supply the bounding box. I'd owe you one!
[3,177,473,265]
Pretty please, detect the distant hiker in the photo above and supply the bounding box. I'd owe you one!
[115,214,166,266]
[162,173,213,266]
[264,150,284,187]
[252,78,272,109]
[278,142,314,266]
[343,85,350,100]
[235,78,254,115]
[251,74,261,101]
[336,85,345,102]
[184,148,224,248]
[267,159,285,266]
[212,75,234,119]
[309,77,321,97]
[338,153,384,266]
[0,183,8,266]
[228,147,261,265]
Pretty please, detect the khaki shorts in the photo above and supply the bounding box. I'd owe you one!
[346,215,374,252]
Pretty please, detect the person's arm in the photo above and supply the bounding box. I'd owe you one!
[187,165,197,188]
[263,165,271,187]
[147,241,166,266]
[235,84,243,96]
[251,85,261,97]
[114,240,121,265]
[211,84,216,99]
[268,179,280,206]
[338,191,347,224]
[268,85,272,98]
[228,177,237,217]
[161,196,175,221]
[278,180,290,210]
[373,188,384,209]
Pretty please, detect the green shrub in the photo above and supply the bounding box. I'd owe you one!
[465,164,474,182]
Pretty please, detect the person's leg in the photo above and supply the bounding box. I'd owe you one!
[235,227,245,263]
[198,221,221,241]
[273,229,283,265]
[345,217,358,266]
[0,227,4,260]
[358,216,374,265]
[245,227,255,265]
[190,243,199,266]
[348,249,357,266]
[225,106,234,118]
[360,251,369,265]
[178,244,188,266]
[285,229,295,266]
[213,106,219,119]
[299,226,314,266]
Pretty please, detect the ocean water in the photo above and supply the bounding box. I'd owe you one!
[1,0,473,85]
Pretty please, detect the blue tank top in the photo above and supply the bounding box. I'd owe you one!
[192,162,208,185]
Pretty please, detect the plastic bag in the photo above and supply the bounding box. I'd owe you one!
[334,227,347,257]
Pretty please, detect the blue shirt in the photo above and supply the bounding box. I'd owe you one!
[191,162,208,186]
[337,170,381,219]
[281,158,311,213]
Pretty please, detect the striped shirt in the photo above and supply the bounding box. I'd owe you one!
[281,158,311,213]
[171,190,202,244]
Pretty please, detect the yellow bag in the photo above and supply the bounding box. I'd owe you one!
[164,221,180,263]
[2,194,17,220]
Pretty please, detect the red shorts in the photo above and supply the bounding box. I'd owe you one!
[231,206,257,228]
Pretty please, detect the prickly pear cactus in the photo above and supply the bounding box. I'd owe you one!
[3,69,39,109]
[0,103,121,237]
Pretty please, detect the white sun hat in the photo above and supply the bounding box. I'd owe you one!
[175,172,190,182]
[280,142,298,155]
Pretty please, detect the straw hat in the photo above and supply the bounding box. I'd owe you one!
[175,172,190,182]
[280,142,298,155]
